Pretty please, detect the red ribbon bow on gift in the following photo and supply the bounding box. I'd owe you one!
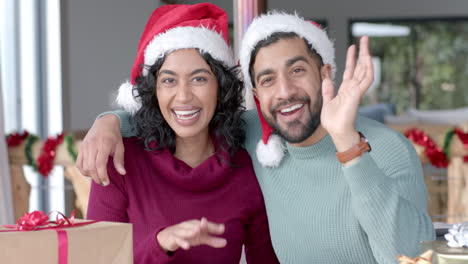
[14,210,77,231]
[1,210,97,264]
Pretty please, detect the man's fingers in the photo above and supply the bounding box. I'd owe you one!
[353,37,370,82]
[359,35,371,58]
[354,62,366,84]
[95,148,110,186]
[84,145,103,186]
[321,77,334,105]
[357,37,374,92]
[113,142,126,175]
[75,148,86,176]
[360,71,374,93]
[342,44,356,81]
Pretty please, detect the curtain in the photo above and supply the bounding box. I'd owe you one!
[0,71,15,225]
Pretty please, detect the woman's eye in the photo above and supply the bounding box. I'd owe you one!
[162,78,175,84]
[193,76,207,82]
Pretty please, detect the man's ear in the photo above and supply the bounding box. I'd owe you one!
[320,64,332,80]
[252,87,258,99]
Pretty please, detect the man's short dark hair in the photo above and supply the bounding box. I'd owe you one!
[248,32,324,87]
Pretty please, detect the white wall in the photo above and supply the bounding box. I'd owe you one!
[61,0,234,131]
[61,0,160,131]
[267,0,468,82]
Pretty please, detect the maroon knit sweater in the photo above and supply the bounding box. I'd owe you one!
[87,137,279,264]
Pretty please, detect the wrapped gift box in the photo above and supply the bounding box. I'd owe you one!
[421,240,468,264]
[0,220,133,264]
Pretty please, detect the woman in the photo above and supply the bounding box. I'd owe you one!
[86,3,278,264]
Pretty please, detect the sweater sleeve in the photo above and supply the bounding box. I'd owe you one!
[342,132,435,264]
[97,110,136,137]
[244,186,279,263]
[86,160,129,222]
[134,227,175,264]
[87,160,174,263]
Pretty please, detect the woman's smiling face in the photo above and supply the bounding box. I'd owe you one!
[156,49,218,139]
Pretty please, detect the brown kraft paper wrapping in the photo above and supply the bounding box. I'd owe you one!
[0,220,133,264]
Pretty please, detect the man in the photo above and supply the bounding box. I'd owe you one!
[78,12,434,263]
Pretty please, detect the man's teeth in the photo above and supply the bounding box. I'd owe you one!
[280,104,303,113]
[174,109,200,119]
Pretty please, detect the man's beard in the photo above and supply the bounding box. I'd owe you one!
[263,93,322,144]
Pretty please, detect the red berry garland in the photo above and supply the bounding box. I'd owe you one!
[6,131,29,147]
[37,133,64,177]
[405,128,449,168]
[454,128,468,150]
[454,128,468,163]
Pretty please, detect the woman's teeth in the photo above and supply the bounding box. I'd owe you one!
[174,109,200,119]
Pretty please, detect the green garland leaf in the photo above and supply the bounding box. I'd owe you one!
[65,134,78,162]
[24,134,39,170]
[442,129,456,159]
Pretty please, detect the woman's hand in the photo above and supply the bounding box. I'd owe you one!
[156,218,227,253]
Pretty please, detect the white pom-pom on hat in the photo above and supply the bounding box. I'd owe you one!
[116,81,141,115]
[256,134,286,168]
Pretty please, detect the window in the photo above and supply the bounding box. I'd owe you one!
[350,18,468,114]
[1,0,64,214]
[350,18,468,223]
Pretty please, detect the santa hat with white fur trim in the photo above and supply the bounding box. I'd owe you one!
[239,12,336,168]
[116,3,235,114]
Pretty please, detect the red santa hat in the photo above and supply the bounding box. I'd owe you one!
[116,3,235,114]
[239,12,336,167]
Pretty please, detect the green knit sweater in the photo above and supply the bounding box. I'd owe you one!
[109,109,435,264]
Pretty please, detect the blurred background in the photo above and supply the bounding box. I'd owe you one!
[1,0,467,228]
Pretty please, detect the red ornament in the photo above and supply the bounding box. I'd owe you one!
[405,128,449,168]
[454,128,468,150]
[6,131,29,147]
[37,133,64,177]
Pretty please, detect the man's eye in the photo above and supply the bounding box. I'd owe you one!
[261,77,273,85]
[292,68,304,74]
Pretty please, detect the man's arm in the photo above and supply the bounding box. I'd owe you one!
[321,36,434,262]
[76,110,135,185]
[344,130,435,263]
[101,110,137,138]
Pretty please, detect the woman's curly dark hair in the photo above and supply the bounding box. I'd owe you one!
[132,51,245,160]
